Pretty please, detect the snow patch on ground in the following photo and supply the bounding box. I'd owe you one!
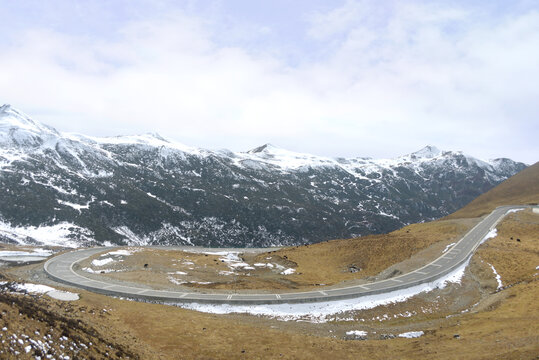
[281,268,296,275]
[6,282,79,301]
[398,331,424,338]
[0,249,53,257]
[106,249,137,256]
[47,290,80,301]
[0,220,91,247]
[227,262,251,269]
[219,270,235,276]
[177,257,469,322]
[254,263,274,268]
[13,283,55,294]
[91,257,114,267]
[442,242,456,253]
[113,226,146,245]
[214,252,251,270]
[346,330,367,337]
[82,267,122,274]
[168,276,187,285]
[488,263,503,290]
[57,199,91,212]
[479,228,497,245]
[505,208,524,215]
[210,252,281,272]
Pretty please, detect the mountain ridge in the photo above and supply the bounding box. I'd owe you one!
[0,104,522,169]
[0,104,528,248]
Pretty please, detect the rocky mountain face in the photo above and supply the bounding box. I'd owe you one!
[0,105,527,248]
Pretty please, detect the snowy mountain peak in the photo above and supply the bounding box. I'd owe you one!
[0,104,59,148]
[410,145,442,159]
[247,143,277,154]
[0,104,12,113]
[82,132,204,156]
[0,104,57,133]
[241,143,337,171]
[145,132,167,142]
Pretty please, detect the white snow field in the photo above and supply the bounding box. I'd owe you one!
[398,331,424,338]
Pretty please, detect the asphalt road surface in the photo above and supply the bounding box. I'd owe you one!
[44,205,525,305]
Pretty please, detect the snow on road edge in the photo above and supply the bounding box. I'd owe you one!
[175,257,471,323]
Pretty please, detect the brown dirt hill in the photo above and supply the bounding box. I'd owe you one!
[447,161,539,219]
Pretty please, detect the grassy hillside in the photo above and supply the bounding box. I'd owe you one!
[447,162,539,219]
[2,210,538,359]
[267,218,477,287]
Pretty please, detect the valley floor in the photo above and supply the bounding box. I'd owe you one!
[1,210,538,359]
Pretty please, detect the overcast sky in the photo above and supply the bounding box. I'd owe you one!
[0,0,538,163]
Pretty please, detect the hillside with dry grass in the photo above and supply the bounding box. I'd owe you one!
[72,217,476,292]
[265,218,478,287]
[1,209,538,359]
[447,162,539,219]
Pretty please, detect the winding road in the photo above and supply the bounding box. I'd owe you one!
[44,205,524,305]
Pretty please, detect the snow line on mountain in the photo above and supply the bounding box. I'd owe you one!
[0,104,528,247]
[0,104,518,174]
[0,220,92,248]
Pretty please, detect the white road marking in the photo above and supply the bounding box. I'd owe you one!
[227,294,233,300]
[415,271,428,275]
[431,264,442,267]
[391,278,403,283]
[319,291,328,296]
[358,285,369,290]
[275,294,281,299]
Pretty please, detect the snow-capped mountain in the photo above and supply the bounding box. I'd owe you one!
[0,104,527,248]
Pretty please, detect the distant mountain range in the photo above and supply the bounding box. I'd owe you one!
[0,104,527,248]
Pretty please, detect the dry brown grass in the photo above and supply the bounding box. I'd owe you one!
[79,249,308,291]
[77,218,476,292]
[475,209,539,287]
[447,162,539,219]
[70,210,539,359]
[0,282,153,359]
[269,218,476,287]
[1,212,538,359]
[3,276,536,360]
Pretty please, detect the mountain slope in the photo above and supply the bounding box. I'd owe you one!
[447,161,539,219]
[0,104,528,247]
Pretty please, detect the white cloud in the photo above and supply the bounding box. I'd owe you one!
[0,1,537,163]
